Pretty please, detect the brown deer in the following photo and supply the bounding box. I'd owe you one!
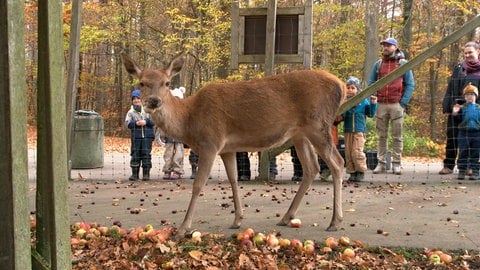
[121,53,346,236]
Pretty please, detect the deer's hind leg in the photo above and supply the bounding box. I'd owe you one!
[278,136,319,226]
[220,152,244,229]
[308,127,344,231]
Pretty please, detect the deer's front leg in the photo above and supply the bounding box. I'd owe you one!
[177,156,215,236]
[220,152,244,229]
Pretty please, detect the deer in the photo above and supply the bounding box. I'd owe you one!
[120,53,346,236]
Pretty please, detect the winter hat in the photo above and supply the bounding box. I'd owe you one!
[131,89,141,99]
[346,76,361,91]
[171,86,186,99]
[380,37,398,47]
[463,82,478,96]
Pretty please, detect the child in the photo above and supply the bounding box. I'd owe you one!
[125,89,155,181]
[341,76,377,181]
[452,83,480,180]
[160,87,186,180]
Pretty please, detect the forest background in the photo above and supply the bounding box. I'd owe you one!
[23,0,480,157]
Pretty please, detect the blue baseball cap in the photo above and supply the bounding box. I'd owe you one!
[131,89,141,99]
[380,38,398,47]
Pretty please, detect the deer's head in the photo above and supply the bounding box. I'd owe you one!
[120,53,185,112]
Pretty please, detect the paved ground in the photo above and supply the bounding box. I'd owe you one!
[28,151,480,250]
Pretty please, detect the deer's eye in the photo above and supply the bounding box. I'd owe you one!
[165,81,170,87]
[139,82,144,87]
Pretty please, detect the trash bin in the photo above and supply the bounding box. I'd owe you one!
[365,150,391,170]
[71,110,104,169]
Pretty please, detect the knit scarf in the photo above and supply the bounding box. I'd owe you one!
[462,60,480,74]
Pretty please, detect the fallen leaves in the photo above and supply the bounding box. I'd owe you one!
[28,220,480,270]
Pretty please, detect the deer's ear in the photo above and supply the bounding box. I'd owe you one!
[120,53,142,77]
[166,55,185,78]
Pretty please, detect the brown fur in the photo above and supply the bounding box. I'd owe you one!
[121,53,346,235]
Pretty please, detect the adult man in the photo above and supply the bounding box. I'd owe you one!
[439,41,480,175]
[368,37,415,175]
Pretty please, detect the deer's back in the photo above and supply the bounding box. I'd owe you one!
[181,70,345,151]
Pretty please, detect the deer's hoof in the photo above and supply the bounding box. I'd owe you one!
[229,224,241,229]
[325,225,338,232]
[277,219,288,226]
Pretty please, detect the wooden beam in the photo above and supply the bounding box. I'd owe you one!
[66,0,83,179]
[0,1,31,269]
[338,15,480,114]
[35,0,72,269]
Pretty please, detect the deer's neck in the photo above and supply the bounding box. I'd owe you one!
[152,95,189,141]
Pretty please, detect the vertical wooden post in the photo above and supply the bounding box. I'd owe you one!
[66,0,83,179]
[0,1,32,269]
[264,0,277,75]
[33,1,72,269]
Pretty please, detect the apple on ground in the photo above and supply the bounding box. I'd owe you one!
[342,248,355,259]
[289,218,302,228]
[325,236,338,249]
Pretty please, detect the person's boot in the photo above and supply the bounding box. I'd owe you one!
[190,165,197,179]
[469,170,479,180]
[142,168,150,181]
[347,172,357,182]
[129,167,139,181]
[458,170,466,180]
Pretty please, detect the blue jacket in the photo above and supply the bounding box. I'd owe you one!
[458,102,480,131]
[342,98,377,133]
[125,106,155,139]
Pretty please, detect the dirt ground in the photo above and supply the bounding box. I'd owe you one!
[27,151,480,252]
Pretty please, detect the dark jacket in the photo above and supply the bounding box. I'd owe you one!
[125,106,155,139]
[442,62,480,114]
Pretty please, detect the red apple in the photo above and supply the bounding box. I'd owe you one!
[75,228,86,239]
[278,238,291,247]
[244,228,255,239]
[339,236,350,246]
[290,238,303,251]
[252,233,266,246]
[342,248,355,259]
[440,253,452,264]
[266,234,279,247]
[98,226,108,236]
[325,236,338,249]
[303,243,315,254]
[289,218,302,228]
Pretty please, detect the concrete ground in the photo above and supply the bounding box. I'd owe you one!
[28,151,480,250]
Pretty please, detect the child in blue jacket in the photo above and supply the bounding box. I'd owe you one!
[342,76,378,181]
[452,83,480,180]
[125,89,155,180]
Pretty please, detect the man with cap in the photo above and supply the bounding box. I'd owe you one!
[452,83,480,180]
[367,37,415,175]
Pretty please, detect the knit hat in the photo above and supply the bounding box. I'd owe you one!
[380,37,398,47]
[463,82,478,96]
[346,76,361,91]
[131,89,141,99]
[171,86,186,99]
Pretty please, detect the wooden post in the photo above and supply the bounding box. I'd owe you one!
[258,0,278,180]
[66,0,83,179]
[0,1,32,269]
[33,1,72,269]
